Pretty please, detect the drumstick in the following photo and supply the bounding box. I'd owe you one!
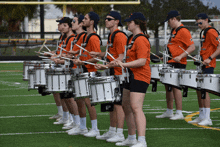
[44,45,51,52]
[159,51,173,59]
[42,51,55,56]
[75,44,90,53]
[94,58,107,63]
[107,52,124,69]
[150,52,162,60]
[58,46,71,53]
[38,39,47,52]
[39,56,50,59]
[178,46,210,66]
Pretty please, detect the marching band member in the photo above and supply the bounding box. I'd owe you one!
[90,11,126,142]
[48,18,67,120]
[156,10,195,120]
[71,11,101,137]
[188,13,220,126]
[109,12,151,147]
[52,17,75,125]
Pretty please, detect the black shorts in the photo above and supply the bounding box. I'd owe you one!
[168,63,186,69]
[202,67,214,74]
[124,70,149,93]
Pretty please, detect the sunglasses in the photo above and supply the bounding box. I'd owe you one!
[105,18,115,21]
[195,22,202,26]
[72,19,76,23]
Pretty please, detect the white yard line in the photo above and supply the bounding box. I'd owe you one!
[0,103,56,106]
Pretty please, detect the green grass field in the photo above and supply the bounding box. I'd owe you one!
[0,62,220,147]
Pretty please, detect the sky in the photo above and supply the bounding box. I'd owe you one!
[43,0,220,19]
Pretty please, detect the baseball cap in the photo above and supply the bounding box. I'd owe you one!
[56,17,72,24]
[124,12,146,22]
[106,11,123,26]
[88,12,100,30]
[78,14,84,23]
[164,10,180,22]
[195,13,211,22]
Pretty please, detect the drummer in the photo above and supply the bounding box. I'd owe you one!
[109,12,151,147]
[155,10,195,120]
[188,13,220,126]
[51,17,75,125]
[72,11,101,137]
[90,11,126,142]
[48,17,67,121]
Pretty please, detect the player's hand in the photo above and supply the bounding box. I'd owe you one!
[89,51,99,58]
[203,58,211,66]
[95,64,108,70]
[173,56,181,62]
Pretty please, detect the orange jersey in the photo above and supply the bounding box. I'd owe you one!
[56,34,66,55]
[167,24,194,65]
[63,34,75,53]
[126,33,151,84]
[107,29,127,75]
[80,32,101,72]
[72,32,86,69]
[200,26,220,68]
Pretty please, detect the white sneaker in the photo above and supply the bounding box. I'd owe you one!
[96,131,116,140]
[170,113,184,120]
[84,129,100,137]
[53,118,69,125]
[68,125,88,135]
[106,133,125,142]
[49,113,62,119]
[188,117,202,124]
[198,119,213,126]
[115,138,137,146]
[130,141,147,147]
[62,122,75,130]
[155,111,173,118]
[63,121,73,127]
[56,117,62,122]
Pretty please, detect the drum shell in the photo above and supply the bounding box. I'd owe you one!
[150,64,172,80]
[159,68,182,87]
[88,76,121,104]
[196,74,220,94]
[34,64,50,86]
[179,70,199,89]
[45,68,72,92]
[28,67,38,90]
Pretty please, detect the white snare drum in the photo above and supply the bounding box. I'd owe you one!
[150,64,172,80]
[34,64,50,86]
[88,76,121,104]
[159,68,182,88]
[28,67,38,90]
[72,72,96,98]
[23,61,40,81]
[179,70,201,89]
[196,74,220,95]
[46,68,72,92]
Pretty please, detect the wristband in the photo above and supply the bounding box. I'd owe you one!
[208,56,213,60]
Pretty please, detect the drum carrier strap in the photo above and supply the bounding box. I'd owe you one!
[107,31,128,75]
[72,32,86,45]
[62,34,75,48]
[82,33,102,47]
[167,26,188,59]
[199,27,220,48]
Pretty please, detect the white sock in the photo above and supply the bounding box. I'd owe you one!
[74,115,80,125]
[91,119,98,131]
[80,117,87,130]
[176,110,182,115]
[138,136,146,143]
[109,126,116,133]
[71,114,75,122]
[128,134,136,140]
[205,108,210,120]
[116,128,123,134]
[63,111,69,120]
[167,108,173,114]
[57,106,63,115]
[199,108,205,119]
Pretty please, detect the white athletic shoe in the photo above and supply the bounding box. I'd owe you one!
[115,138,137,146]
[130,141,147,147]
[53,118,69,125]
[62,122,75,130]
[170,113,184,120]
[198,119,213,126]
[84,129,100,137]
[96,131,116,140]
[68,125,88,135]
[106,133,125,142]
[188,117,203,124]
[49,113,62,120]
[155,111,173,118]
[56,117,62,122]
